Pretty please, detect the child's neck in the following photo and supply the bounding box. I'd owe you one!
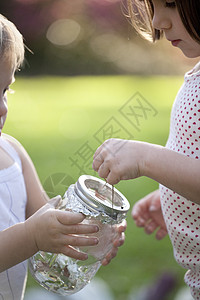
[0,146,14,170]
[187,61,200,75]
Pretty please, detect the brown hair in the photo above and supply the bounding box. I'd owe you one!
[0,14,24,70]
[126,0,200,43]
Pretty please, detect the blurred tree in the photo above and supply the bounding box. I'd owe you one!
[0,0,128,75]
[0,0,193,75]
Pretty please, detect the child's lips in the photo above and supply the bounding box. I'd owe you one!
[169,39,181,47]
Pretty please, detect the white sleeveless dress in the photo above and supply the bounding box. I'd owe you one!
[0,136,27,300]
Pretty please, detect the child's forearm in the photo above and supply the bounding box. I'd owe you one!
[0,222,37,272]
[142,143,200,204]
[94,138,200,204]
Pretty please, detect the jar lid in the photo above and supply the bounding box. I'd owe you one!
[74,175,130,220]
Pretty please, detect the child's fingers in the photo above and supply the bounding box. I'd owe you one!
[132,203,143,220]
[93,140,111,160]
[93,144,103,160]
[101,238,121,266]
[101,248,118,266]
[56,211,85,225]
[134,216,146,227]
[48,195,62,208]
[97,162,111,180]
[144,220,158,234]
[113,232,125,247]
[106,171,120,185]
[93,152,104,171]
[117,220,127,233]
[61,235,99,247]
[61,245,88,261]
[60,223,99,235]
[132,206,150,225]
[155,228,168,240]
[101,258,110,266]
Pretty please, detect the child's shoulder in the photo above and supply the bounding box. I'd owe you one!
[3,133,22,148]
[2,134,26,158]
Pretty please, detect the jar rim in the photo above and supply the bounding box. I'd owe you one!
[74,175,130,219]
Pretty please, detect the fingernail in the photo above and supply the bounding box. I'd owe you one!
[94,238,99,244]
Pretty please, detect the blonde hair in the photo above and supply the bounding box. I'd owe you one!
[0,14,24,70]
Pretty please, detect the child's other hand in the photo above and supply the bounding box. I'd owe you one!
[93,138,145,185]
[101,220,127,266]
[25,196,99,260]
[132,190,168,240]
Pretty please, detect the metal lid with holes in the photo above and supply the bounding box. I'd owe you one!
[74,175,130,220]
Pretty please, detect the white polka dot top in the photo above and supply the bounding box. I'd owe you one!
[160,62,200,300]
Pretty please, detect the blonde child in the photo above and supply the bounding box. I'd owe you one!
[0,14,126,299]
[93,0,200,299]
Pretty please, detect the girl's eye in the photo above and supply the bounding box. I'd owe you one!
[165,1,176,8]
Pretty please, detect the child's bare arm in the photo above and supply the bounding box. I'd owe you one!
[93,138,200,205]
[5,134,50,217]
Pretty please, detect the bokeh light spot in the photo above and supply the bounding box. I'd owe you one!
[46,19,81,46]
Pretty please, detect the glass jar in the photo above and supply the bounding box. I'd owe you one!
[29,175,130,296]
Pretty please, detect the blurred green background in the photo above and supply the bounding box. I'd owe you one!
[1,0,198,299]
[5,75,186,299]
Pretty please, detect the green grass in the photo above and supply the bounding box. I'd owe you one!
[4,75,186,299]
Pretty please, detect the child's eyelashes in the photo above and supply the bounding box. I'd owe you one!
[165,1,176,8]
[3,87,15,95]
[139,0,176,8]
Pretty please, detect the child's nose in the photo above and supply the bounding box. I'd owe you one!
[152,7,171,31]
